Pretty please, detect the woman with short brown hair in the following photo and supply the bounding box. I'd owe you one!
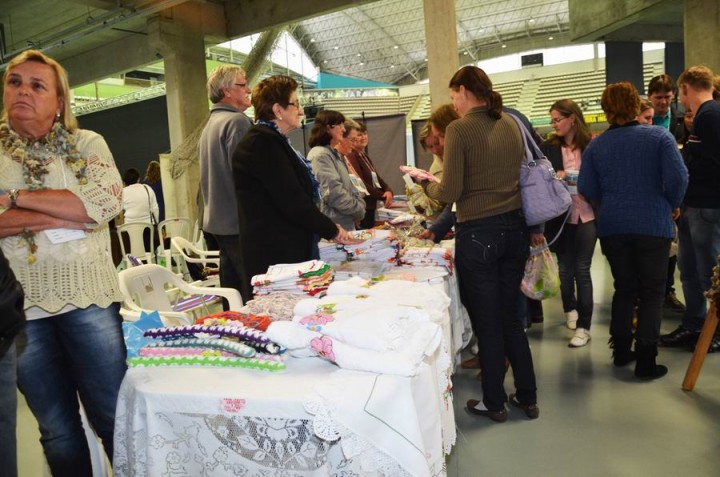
[232,77,355,300]
[579,82,688,379]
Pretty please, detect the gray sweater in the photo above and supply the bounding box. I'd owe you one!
[199,103,252,235]
[308,145,365,230]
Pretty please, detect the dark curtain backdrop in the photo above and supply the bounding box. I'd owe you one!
[289,114,407,195]
[77,96,171,177]
[411,118,434,172]
[77,98,407,194]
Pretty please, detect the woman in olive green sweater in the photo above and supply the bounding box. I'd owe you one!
[424,66,538,422]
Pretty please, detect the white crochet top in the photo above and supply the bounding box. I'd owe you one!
[0,129,124,313]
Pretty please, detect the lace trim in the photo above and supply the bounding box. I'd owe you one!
[435,343,457,454]
[304,396,413,477]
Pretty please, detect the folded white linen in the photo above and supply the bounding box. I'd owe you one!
[325,276,370,296]
[294,304,432,352]
[251,260,325,286]
[265,321,319,350]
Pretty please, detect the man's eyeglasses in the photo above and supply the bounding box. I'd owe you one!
[234,83,247,88]
[550,116,569,124]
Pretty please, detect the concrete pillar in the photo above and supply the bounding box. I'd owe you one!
[664,42,685,84]
[423,0,459,111]
[685,0,720,73]
[605,41,644,94]
[148,3,208,223]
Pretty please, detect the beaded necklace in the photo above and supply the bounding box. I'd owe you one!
[0,121,88,263]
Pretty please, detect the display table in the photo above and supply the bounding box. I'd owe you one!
[114,351,454,476]
[384,265,472,367]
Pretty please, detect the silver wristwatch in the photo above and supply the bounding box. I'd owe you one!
[8,189,19,208]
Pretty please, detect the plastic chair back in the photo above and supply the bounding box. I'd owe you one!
[157,217,192,272]
[118,264,244,325]
[117,222,156,266]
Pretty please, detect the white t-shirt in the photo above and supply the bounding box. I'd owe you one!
[122,183,159,224]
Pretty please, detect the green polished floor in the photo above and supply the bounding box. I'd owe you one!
[17,249,720,476]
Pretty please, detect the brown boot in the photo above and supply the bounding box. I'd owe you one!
[461,355,481,369]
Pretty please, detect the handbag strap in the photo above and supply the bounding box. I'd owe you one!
[507,113,545,165]
[545,210,570,248]
[142,184,159,263]
[142,184,157,226]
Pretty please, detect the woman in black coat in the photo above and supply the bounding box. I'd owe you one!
[232,75,356,301]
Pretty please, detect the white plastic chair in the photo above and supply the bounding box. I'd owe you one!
[116,222,157,268]
[170,236,220,286]
[171,236,219,265]
[118,264,243,325]
[157,217,193,273]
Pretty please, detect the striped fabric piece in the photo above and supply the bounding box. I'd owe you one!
[172,294,219,313]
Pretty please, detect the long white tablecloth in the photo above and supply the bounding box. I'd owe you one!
[114,351,454,476]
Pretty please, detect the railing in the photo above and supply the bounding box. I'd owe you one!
[72,84,167,116]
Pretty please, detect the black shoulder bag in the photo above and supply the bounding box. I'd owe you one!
[0,250,25,358]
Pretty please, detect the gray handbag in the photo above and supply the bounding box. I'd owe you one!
[509,114,572,227]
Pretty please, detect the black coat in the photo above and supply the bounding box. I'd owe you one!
[232,124,338,299]
[0,249,24,358]
[539,140,585,254]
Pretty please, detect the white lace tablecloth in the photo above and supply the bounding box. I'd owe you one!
[114,353,454,477]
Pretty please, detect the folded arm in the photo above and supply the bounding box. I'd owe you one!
[0,207,87,238]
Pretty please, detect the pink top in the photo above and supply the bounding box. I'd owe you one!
[562,146,595,225]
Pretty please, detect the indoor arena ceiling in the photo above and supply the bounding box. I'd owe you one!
[295,0,571,84]
[0,0,682,87]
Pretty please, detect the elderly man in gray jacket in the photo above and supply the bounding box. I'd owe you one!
[198,65,252,295]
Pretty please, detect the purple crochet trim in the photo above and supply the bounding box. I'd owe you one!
[144,324,285,354]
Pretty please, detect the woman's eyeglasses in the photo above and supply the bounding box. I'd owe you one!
[287,101,302,109]
[550,116,569,125]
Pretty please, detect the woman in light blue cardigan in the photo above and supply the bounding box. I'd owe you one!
[307,110,365,231]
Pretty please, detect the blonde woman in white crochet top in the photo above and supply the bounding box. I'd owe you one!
[0,50,126,476]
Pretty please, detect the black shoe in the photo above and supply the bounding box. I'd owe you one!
[634,344,668,380]
[660,326,699,347]
[466,399,507,422]
[664,292,686,312]
[531,315,544,324]
[689,335,720,353]
[508,393,539,419]
[710,336,720,353]
[609,336,636,366]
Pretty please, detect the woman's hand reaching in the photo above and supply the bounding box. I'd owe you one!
[333,224,363,245]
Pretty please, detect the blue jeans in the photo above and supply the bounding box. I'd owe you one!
[677,206,720,331]
[0,341,18,477]
[601,235,671,346]
[556,220,597,330]
[15,304,127,477]
[455,210,536,410]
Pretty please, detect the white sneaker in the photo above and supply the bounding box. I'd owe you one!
[565,310,579,330]
[569,328,591,348]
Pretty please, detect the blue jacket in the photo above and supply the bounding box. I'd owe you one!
[578,122,688,239]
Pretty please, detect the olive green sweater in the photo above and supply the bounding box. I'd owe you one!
[424,107,524,222]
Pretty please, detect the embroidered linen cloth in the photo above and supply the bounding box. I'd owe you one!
[251,260,334,296]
